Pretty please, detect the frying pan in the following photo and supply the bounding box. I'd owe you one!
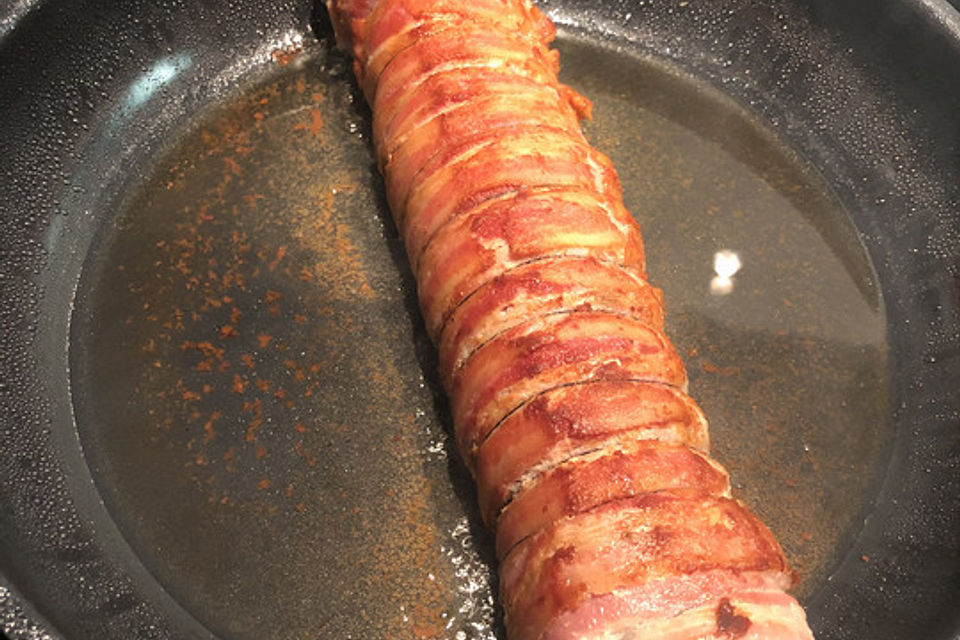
[1,0,958,638]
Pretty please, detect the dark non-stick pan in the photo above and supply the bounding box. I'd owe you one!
[1,0,958,638]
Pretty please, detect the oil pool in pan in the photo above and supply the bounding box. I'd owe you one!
[70,36,891,640]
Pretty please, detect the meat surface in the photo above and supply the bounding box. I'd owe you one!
[418,189,645,340]
[495,441,732,559]
[499,490,792,640]
[476,380,713,540]
[437,257,662,386]
[324,0,815,638]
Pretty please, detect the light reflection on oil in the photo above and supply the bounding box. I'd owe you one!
[119,53,193,119]
[710,248,742,296]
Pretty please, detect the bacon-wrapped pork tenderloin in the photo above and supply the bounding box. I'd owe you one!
[325,1,815,638]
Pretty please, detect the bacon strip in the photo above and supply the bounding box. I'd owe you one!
[418,190,646,345]
[437,258,662,387]
[475,379,709,533]
[499,491,792,640]
[495,441,731,559]
[325,1,815,638]
[450,311,687,466]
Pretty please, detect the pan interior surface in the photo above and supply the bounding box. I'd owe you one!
[68,34,891,640]
[70,51,501,640]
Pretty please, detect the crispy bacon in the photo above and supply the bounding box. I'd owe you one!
[373,29,561,161]
[418,189,646,343]
[384,87,585,215]
[539,580,811,640]
[495,441,731,559]
[474,379,710,526]
[450,311,687,466]
[400,128,621,262]
[499,491,792,640]
[436,257,662,387]
[355,0,554,99]
[325,1,815,638]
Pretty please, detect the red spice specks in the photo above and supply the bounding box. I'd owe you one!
[294,441,317,467]
[202,411,221,443]
[223,156,241,176]
[701,360,740,376]
[270,47,301,67]
[245,418,263,443]
[309,108,324,136]
[268,245,287,271]
[181,340,225,361]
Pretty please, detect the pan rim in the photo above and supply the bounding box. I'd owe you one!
[1,0,959,638]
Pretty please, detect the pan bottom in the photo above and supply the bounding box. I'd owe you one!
[69,35,891,640]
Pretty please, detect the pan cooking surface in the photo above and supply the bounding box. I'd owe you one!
[70,52,499,640]
[68,36,891,639]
